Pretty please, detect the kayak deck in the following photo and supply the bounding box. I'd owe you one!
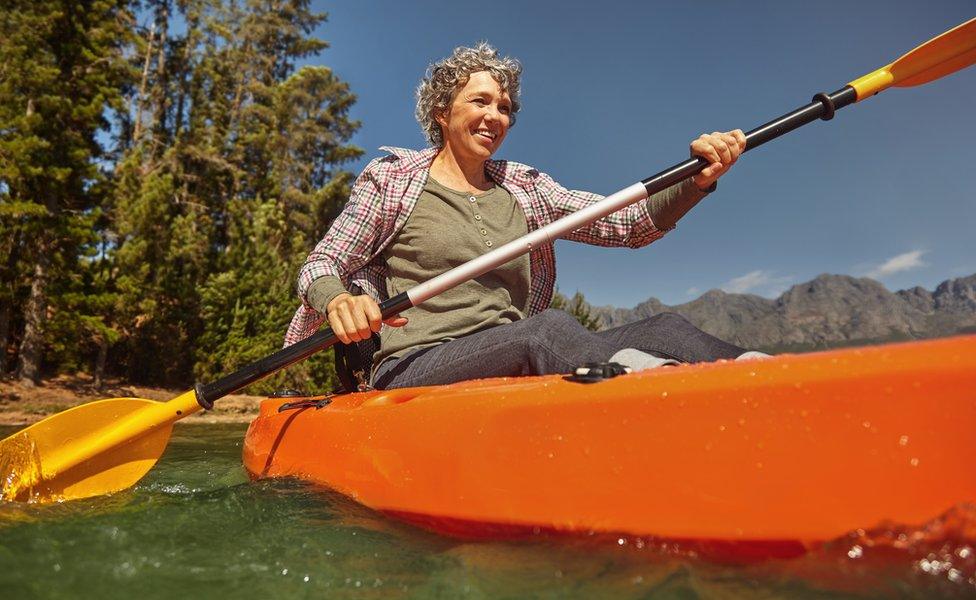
[242,335,976,544]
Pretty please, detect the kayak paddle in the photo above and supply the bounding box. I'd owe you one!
[1,17,974,504]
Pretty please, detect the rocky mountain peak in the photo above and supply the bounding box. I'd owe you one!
[590,273,976,352]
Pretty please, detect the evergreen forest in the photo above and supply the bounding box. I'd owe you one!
[1,0,361,393]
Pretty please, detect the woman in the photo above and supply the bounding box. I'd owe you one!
[285,43,757,390]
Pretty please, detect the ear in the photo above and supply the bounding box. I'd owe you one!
[434,106,449,129]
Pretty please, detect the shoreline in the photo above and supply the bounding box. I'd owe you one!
[0,374,262,428]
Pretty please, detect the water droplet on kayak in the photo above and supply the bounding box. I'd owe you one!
[661,391,668,398]
[910,457,920,467]
[718,425,726,432]
[303,575,310,582]
[848,544,864,559]
[617,537,626,546]
[737,418,746,427]
[862,421,871,429]
[899,435,910,446]
[281,568,288,575]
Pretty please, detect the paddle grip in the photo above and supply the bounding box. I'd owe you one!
[194,292,413,409]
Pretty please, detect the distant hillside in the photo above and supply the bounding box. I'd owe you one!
[591,273,976,352]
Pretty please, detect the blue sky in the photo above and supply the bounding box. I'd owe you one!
[307,1,975,307]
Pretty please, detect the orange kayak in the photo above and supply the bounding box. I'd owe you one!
[242,335,976,545]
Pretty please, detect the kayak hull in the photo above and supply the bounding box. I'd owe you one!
[242,335,976,544]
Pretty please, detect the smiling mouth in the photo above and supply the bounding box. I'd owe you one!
[474,129,497,142]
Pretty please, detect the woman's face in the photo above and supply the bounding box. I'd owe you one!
[437,71,512,162]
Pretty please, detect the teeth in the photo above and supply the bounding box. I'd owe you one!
[476,130,495,139]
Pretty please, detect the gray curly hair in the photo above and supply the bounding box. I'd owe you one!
[415,42,522,147]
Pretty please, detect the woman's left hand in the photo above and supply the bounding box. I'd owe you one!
[690,129,747,191]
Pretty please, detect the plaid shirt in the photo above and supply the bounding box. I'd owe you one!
[284,146,668,346]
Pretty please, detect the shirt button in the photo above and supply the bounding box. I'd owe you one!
[485,240,493,247]
[474,214,482,221]
[480,228,487,235]
[468,196,477,203]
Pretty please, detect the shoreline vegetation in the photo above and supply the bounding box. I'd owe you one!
[0,375,262,427]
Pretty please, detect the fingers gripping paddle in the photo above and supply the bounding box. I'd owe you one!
[2,18,974,504]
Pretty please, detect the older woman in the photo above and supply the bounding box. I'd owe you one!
[286,43,756,390]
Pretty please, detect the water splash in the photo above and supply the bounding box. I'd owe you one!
[0,431,44,503]
[827,503,976,591]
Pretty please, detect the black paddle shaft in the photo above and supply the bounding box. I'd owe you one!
[640,86,857,196]
[194,85,858,410]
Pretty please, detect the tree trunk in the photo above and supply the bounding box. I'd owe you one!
[149,0,170,160]
[93,335,108,390]
[132,21,156,143]
[0,302,10,375]
[0,228,21,376]
[16,252,50,385]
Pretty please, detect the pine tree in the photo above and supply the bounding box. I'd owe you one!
[108,0,360,391]
[0,0,134,384]
[193,2,361,394]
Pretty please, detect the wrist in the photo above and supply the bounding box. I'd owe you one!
[307,276,350,314]
[326,292,352,314]
[693,178,717,193]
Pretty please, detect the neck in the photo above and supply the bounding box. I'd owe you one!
[430,144,492,193]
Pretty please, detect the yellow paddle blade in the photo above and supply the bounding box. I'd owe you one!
[849,17,976,100]
[0,391,201,503]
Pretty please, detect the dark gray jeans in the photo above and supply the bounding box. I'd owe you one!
[372,309,744,389]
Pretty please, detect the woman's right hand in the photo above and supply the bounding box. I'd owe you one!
[326,293,408,344]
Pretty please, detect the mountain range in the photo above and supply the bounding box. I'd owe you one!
[591,273,976,352]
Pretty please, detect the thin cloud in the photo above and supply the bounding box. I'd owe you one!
[721,270,794,297]
[865,250,928,279]
[686,286,700,296]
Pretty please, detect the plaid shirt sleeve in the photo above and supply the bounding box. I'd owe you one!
[295,157,390,306]
[534,171,668,249]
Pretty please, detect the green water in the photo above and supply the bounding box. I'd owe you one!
[0,423,971,599]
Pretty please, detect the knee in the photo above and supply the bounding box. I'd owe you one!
[538,308,580,326]
[525,309,583,351]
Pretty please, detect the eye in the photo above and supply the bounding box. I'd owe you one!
[471,97,487,105]
[499,104,512,115]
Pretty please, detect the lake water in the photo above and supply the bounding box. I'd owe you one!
[0,423,972,599]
